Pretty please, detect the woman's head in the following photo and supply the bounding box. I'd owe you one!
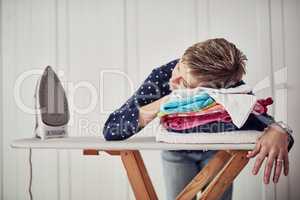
[169,38,247,90]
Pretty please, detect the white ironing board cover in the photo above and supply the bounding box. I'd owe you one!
[11,131,262,151]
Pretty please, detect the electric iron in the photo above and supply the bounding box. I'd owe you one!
[34,66,69,140]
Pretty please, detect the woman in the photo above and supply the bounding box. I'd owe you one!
[103,38,293,200]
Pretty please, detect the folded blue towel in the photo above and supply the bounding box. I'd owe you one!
[160,92,215,114]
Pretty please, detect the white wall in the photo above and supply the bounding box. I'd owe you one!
[0,0,3,198]
[285,1,300,200]
[1,0,299,199]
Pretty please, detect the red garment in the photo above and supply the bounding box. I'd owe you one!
[161,110,232,131]
[253,97,273,114]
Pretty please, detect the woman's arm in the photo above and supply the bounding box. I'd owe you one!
[102,59,178,140]
[138,95,169,128]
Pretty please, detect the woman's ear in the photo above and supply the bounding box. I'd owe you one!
[170,75,181,84]
[169,76,182,90]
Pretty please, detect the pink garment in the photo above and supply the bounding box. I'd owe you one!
[161,110,232,131]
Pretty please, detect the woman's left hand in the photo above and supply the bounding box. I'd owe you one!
[246,124,289,184]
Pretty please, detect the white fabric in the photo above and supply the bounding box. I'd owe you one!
[170,84,257,128]
[156,124,263,144]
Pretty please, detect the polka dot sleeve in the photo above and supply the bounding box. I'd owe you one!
[103,58,179,140]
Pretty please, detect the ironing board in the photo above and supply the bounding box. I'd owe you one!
[11,128,262,200]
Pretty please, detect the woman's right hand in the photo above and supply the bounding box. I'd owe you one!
[138,94,170,128]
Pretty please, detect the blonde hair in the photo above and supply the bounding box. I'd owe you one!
[182,38,247,88]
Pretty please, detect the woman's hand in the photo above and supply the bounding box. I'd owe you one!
[138,95,170,128]
[246,124,289,184]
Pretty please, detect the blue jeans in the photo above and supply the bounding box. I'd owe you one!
[161,150,233,200]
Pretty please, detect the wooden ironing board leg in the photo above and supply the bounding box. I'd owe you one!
[176,150,232,200]
[120,150,158,200]
[200,150,249,200]
[83,149,158,200]
[176,150,249,200]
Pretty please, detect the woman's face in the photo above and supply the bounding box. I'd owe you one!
[169,59,200,91]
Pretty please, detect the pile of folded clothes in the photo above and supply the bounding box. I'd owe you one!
[157,84,273,135]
